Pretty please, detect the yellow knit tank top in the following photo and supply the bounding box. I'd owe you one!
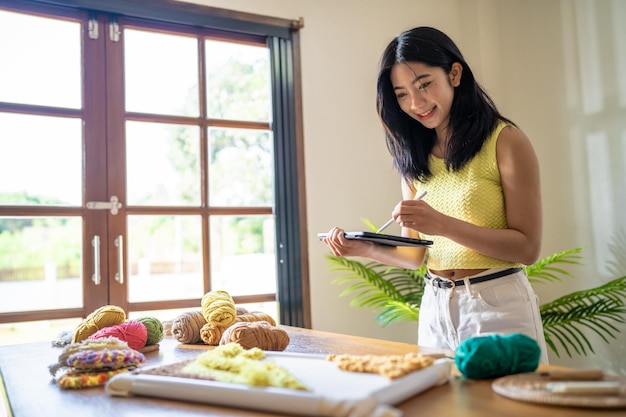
[415,121,523,270]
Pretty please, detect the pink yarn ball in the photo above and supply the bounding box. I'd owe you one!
[88,321,148,350]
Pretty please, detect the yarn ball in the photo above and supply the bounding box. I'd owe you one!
[161,319,173,337]
[236,312,277,326]
[455,333,541,380]
[200,322,226,345]
[219,321,290,351]
[135,316,164,345]
[88,321,148,350]
[236,306,249,315]
[201,290,237,328]
[172,310,207,344]
[72,305,126,343]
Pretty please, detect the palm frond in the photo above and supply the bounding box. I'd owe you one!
[360,218,379,232]
[327,256,405,310]
[375,300,420,327]
[540,276,626,357]
[607,228,626,277]
[326,254,423,323]
[384,267,425,304]
[541,276,626,309]
[525,247,584,285]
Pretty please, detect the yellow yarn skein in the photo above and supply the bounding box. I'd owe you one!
[71,305,126,343]
[201,290,236,328]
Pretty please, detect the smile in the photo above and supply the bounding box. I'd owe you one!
[417,107,435,118]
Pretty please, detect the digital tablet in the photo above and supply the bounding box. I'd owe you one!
[317,231,433,247]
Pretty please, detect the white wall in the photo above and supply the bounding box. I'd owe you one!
[183,0,626,374]
[489,0,626,374]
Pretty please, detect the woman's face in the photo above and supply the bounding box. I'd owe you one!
[390,61,462,137]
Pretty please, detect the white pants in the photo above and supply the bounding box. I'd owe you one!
[418,269,549,364]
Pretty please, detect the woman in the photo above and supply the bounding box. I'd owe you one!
[322,27,548,362]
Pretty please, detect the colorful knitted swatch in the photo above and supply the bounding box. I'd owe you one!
[66,349,145,370]
[50,336,146,390]
[56,368,131,389]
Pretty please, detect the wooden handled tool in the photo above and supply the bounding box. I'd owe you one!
[541,369,605,381]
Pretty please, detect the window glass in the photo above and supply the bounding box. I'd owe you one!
[125,29,199,116]
[206,40,271,122]
[0,216,82,313]
[0,10,81,109]
[208,127,273,207]
[126,121,201,206]
[127,215,203,302]
[0,114,82,206]
[210,215,276,296]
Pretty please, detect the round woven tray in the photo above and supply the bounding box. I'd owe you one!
[492,373,626,408]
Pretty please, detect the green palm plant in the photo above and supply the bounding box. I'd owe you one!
[327,245,626,358]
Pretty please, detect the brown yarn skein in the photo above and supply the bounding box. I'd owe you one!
[220,321,289,351]
[200,322,226,345]
[171,310,207,344]
[236,312,277,326]
[161,319,173,337]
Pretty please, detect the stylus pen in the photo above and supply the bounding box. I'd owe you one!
[376,190,428,234]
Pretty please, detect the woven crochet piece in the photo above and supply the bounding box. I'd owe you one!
[66,348,145,370]
[57,368,131,389]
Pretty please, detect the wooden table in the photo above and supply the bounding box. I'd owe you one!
[0,326,622,416]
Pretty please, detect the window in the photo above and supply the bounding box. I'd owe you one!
[0,0,309,339]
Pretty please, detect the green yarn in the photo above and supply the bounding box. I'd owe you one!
[136,316,164,345]
[455,333,541,379]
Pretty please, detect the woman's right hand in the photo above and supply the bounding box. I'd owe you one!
[321,227,373,257]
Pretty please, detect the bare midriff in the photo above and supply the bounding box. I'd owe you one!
[429,268,489,279]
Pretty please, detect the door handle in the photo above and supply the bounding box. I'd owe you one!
[115,235,124,284]
[92,235,101,285]
[86,196,123,215]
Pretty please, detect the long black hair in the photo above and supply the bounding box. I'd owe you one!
[376,26,514,182]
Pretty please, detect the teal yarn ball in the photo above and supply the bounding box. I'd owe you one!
[455,333,541,379]
[136,316,164,345]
